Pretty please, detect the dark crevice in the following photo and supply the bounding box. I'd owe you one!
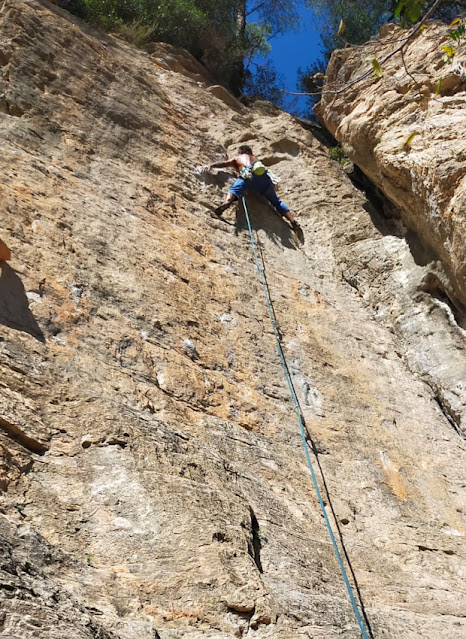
[348,165,407,239]
[294,115,337,147]
[0,418,48,455]
[433,396,465,439]
[431,289,466,329]
[420,276,466,330]
[212,531,228,542]
[417,544,455,555]
[341,271,360,293]
[227,605,255,622]
[248,507,263,573]
[0,264,45,342]
[349,164,440,267]
[404,229,438,268]
[348,165,466,330]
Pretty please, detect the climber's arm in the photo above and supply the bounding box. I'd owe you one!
[210,158,237,170]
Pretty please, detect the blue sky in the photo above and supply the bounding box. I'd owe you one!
[252,1,324,114]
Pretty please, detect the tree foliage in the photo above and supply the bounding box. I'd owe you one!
[243,61,285,105]
[306,0,466,57]
[298,0,466,117]
[58,0,299,97]
[296,60,327,118]
[309,0,395,54]
[246,0,299,35]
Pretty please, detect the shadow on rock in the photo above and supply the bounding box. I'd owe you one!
[195,169,232,190]
[0,264,45,342]
[195,172,303,249]
[235,194,301,250]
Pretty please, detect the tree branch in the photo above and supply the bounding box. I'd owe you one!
[288,0,446,98]
[246,1,267,17]
[266,28,281,42]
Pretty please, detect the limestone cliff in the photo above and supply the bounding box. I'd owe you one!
[315,21,466,309]
[0,2,465,639]
[316,19,466,442]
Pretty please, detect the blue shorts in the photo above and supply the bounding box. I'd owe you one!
[228,173,289,215]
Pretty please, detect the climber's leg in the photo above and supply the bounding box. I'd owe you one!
[214,178,246,216]
[262,182,295,225]
[227,178,247,201]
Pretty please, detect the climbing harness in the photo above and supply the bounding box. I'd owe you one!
[241,197,371,639]
[239,160,267,180]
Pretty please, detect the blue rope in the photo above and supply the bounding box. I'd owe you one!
[241,197,370,639]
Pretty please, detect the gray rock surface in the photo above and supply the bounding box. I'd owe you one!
[0,2,465,639]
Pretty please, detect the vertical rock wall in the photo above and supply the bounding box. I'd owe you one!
[316,20,466,437]
[315,22,466,309]
[0,2,465,639]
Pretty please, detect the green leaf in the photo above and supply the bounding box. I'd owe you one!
[371,58,383,78]
[435,78,442,95]
[449,22,465,41]
[337,18,346,35]
[408,4,421,22]
[394,1,404,19]
[404,132,419,148]
[395,0,428,24]
[441,44,455,60]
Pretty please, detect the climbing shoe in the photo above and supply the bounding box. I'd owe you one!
[214,201,232,217]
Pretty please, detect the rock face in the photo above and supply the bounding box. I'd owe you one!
[0,239,11,261]
[315,22,466,310]
[0,2,465,639]
[316,20,466,438]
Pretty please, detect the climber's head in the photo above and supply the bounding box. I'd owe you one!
[238,145,253,156]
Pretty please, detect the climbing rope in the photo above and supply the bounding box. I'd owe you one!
[241,197,370,639]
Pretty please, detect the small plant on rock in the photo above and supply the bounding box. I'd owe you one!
[115,20,155,46]
[329,145,350,165]
[440,17,465,62]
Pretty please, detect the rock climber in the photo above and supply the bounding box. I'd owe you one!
[206,145,302,236]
